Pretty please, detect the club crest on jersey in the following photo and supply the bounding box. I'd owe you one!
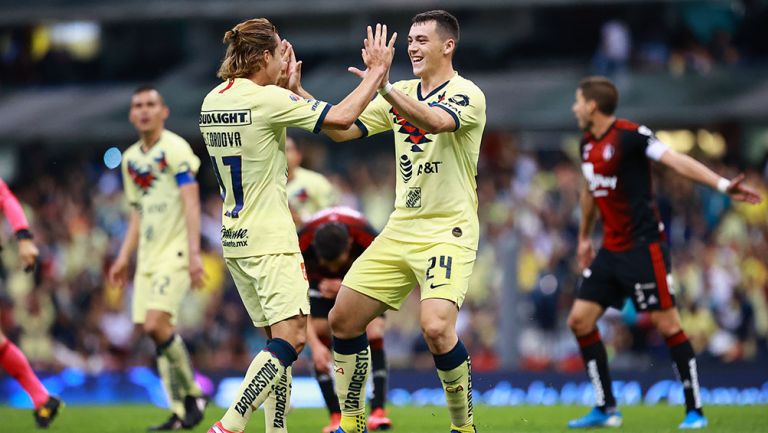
[293,188,309,203]
[127,161,156,194]
[391,107,432,152]
[602,144,615,161]
[155,151,169,173]
[288,93,301,102]
[449,94,470,107]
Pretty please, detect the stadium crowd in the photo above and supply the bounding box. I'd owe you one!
[1,130,766,375]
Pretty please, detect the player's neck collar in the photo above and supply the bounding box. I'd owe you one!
[417,71,456,101]
[590,118,617,141]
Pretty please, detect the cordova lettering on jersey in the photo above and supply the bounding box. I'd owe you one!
[199,110,252,127]
[204,131,242,148]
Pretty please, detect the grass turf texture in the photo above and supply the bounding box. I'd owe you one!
[0,405,765,432]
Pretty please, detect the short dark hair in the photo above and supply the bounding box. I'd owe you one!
[313,222,350,262]
[578,76,619,115]
[133,84,165,105]
[412,10,460,43]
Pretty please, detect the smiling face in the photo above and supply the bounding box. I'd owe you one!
[407,20,454,78]
[129,89,168,135]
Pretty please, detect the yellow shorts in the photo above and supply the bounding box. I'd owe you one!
[342,236,476,310]
[132,268,190,325]
[226,253,310,327]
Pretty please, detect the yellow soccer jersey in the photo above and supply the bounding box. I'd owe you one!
[356,72,486,249]
[200,78,331,257]
[121,130,201,273]
[287,167,337,223]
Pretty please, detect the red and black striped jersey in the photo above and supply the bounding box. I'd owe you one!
[580,119,668,252]
[298,207,377,287]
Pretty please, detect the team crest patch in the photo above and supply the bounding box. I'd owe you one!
[603,144,615,161]
[406,187,421,208]
[289,93,301,102]
[449,94,470,106]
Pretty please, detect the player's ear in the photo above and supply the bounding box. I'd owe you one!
[443,38,455,56]
[161,104,170,121]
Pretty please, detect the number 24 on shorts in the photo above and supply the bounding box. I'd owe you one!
[426,255,452,289]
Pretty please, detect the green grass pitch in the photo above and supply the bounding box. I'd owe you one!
[0,405,766,432]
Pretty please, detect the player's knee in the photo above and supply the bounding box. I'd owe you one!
[567,313,592,336]
[651,310,681,336]
[421,320,451,345]
[328,306,350,337]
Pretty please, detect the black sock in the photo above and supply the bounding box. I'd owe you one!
[316,368,341,414]
[577,329,616,410]
[369,338,387,410]
[666,331,703,415]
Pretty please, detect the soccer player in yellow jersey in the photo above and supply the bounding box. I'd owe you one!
[200,18,395,433]
[289,10,485,433]
[108,86,207,431]
[285,136,337,225]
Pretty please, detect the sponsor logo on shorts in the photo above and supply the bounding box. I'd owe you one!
[234,359,279,416]
[430,283,450,289]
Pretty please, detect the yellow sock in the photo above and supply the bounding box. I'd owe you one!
[161,335,202,397]
[264,366,291,433]
[433,340,475,433]
[157,354,185,417]
[221,350,284,432]
[334,340,370,433]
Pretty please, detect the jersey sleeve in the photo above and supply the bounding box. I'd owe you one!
[636,125,669,161]
[0,178,30,232]
[166,139,201,185]
[263,85,332,133]
[120,156,140,207]
[356,92,393,137]
[428,83,486,132]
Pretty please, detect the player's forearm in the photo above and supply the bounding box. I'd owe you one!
[0,179,30,233]
[661,150,724,191]
[118,210,140,260]
[324,68,386,130]
[578,187,597,241]
[382,89,455,134]
[180,182,202,256]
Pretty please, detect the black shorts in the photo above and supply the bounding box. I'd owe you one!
[309,289,387,319]
[577,242,676,312]
[309,289,336,318]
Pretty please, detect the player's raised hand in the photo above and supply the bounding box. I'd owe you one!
[577,238,595,271]
[286,42,304,93]
[17,238,38,273]
[276,39,293,89]
[348,23,397,79]
[108,256,129,288]
[726,174,763,204]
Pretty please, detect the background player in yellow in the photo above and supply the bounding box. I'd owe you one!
[288,10,485,433]
[200,18,396,433]
[108,86,207,431]
[286,136,337,225]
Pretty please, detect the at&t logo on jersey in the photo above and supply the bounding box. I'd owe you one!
[399,154,413,183]
[581,162,617,196]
